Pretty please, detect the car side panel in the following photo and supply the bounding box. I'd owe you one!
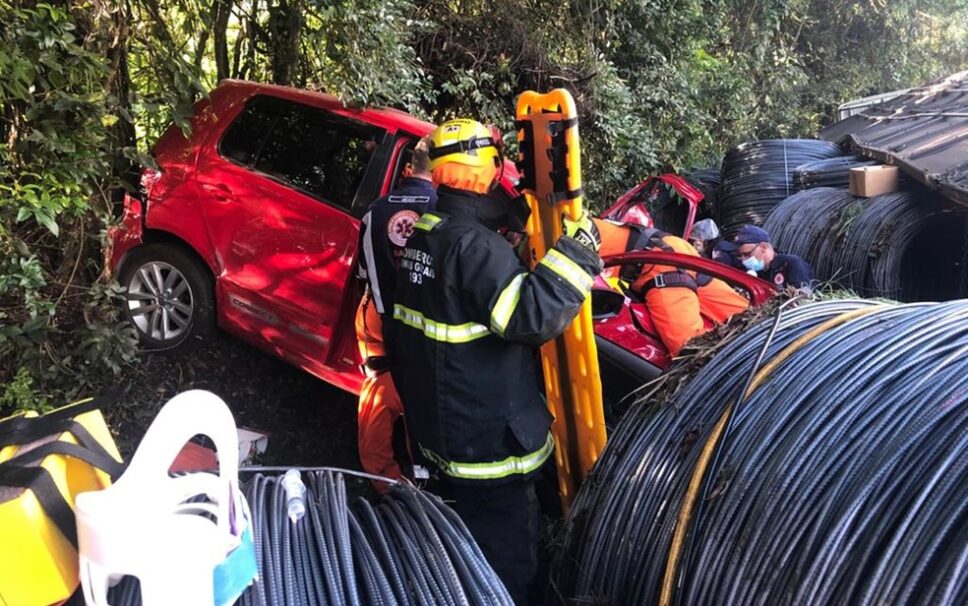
[144,88,250,274]
[188,92,409,393]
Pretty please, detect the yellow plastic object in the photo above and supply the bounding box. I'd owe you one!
[516,89,606,510]
[0,400,120,606]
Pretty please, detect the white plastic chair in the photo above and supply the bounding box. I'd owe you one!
[75,390,254,606]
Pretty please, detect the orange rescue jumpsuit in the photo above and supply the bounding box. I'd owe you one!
[595,218,749,356]
[354,293,405,484]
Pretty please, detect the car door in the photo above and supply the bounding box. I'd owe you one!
[195,94,388,368]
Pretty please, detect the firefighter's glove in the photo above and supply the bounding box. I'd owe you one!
[562,211,601,254]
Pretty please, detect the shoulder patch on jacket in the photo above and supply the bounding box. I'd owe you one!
[387,209,421,247]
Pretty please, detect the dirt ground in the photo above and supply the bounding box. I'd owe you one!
[107,330,361,470]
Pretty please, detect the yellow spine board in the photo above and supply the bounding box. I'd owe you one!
[515,89,606,510]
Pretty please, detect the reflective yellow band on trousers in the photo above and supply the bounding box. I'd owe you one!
[393,304,490,343]
[419,432,555,480]
[539,248,593,294]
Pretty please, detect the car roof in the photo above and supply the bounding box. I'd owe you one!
[217,79,435,137]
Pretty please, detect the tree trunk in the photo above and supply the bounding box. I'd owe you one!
[231,18,244,77]
[268,0,302,85]
[105,2,138,211]
[214,0,232,81]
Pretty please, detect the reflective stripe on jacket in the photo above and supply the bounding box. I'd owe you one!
[388,187,602,483]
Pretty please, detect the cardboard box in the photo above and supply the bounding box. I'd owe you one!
[849,165,899,197]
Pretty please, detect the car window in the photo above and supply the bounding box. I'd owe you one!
[389,141,416,190]
[219,97,280,165]
[252,102,384,211]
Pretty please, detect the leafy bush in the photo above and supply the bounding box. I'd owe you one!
[0,1,139,414]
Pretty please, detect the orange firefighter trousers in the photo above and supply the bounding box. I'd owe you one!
[596,219,748,356]
[355,294,405,483]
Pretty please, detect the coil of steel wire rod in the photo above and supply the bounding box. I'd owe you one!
[718,139,842,237]
[828,190,968,300]
[551,299,968,606]
[792,155,877,190]
[107,470,512,606]
[762,187,859,278]
[686,166,722,220]
[239,470,512,606]
[763,188,968,301]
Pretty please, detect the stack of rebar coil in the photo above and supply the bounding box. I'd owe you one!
[241,471,511,606]
[718,139,842,237]
[763,188,968,300]
[552,299,968,605]
[108,471,512,606]
[792,154,878,190]
[686,166,722,220]
[762,187,862,281]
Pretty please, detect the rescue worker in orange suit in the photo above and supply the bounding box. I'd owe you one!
[355,138,437,484]
[388,119,602,604]
[594,218,749,356]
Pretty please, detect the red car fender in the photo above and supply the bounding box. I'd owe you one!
[105,194,145,277]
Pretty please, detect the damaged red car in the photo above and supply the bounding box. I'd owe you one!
[106,80,774,406]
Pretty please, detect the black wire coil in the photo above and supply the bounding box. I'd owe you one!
[792,154,878,190]
[763,187,968,301]
[240,471,512,606]
[762,187,860,280]
[551,299,968,605]
[685,167,722,221]
[718,139,842,237]
[107,471,512,606]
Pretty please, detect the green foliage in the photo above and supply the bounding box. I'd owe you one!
[0,0,138,411]
[0,0,966,409]
[0,255,51,318]
[0,1,110,215]
[0,281,139,415]
[302,0,434,111]
[1,367,50,414]
[125,0,208,146]
[408,0,967,204]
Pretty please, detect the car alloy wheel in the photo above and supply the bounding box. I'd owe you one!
[125,261,195,343]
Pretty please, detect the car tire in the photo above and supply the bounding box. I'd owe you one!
[118,243,215,354]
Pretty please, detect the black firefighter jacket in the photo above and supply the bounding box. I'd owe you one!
[388,186,603,483]
[358,176,438,316]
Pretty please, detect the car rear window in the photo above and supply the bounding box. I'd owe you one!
[219,95,385,211]
[219,98,280,165]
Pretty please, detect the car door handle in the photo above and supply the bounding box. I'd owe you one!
[201,183,236,202]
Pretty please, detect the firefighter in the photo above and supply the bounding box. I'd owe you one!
[720,225,816,291]
[388,118,602,604]
[595,218,749,355]
[355,138,438,484]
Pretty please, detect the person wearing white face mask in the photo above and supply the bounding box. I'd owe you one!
[720,225,816,292]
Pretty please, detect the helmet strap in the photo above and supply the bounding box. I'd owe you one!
[489,141,505,193]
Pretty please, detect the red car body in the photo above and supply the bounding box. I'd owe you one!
[107,80,774,402]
